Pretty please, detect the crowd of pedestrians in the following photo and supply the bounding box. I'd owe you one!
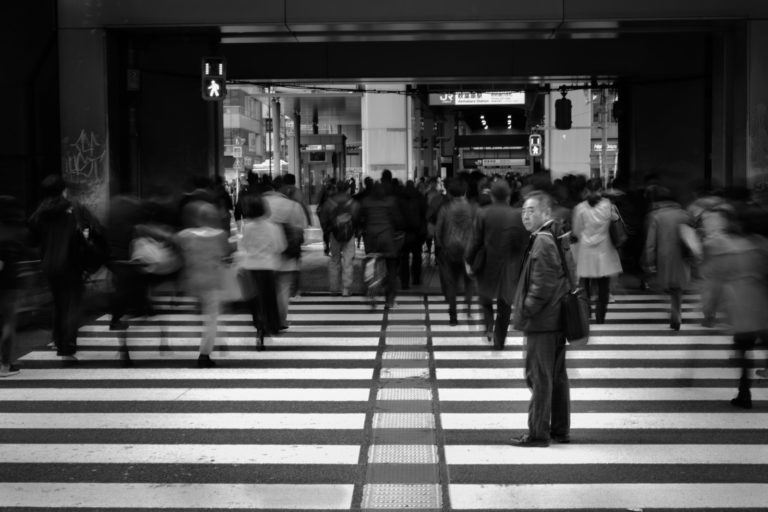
[1,168,767,444]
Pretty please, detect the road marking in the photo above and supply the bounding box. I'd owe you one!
[445,444,768,464]
[0,483,354,509]
[0,444,361,464]
[0,388,371,402]
[441,412,768,430]
[1,413,366,429]
[450,483,767,509]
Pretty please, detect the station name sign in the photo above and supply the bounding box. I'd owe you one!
[429,91,525,106]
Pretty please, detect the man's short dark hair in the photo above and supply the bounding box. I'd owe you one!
[446,177,467,198]
[524,190,553,212]
[381,169,392,182]
[282,173,296,185]
[41,174,66,198]
[491,180,511,201]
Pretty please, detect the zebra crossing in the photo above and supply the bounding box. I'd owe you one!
[1,291,767,510]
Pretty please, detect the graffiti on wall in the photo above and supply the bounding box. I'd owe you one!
[61,129,108,218]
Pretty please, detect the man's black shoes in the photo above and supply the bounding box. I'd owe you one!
[509,434,550,447]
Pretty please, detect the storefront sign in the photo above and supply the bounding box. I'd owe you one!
[482,158,526,167]
[593,142,619,152]
[429,91,525,106]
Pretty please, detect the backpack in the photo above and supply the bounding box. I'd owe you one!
[331,200,354,242]
[442,205,473,263]
[282,223,304,259]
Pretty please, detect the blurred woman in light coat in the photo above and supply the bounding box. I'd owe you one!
[572,179,622,324]
[238,193,286,349]
[643,186,692,331]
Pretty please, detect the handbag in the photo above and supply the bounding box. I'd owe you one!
[131,237,181,275]
[608,205,628,248]
[553,235,590,345]
[469,246,486,275]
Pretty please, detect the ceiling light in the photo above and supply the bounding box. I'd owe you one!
[480,115,485,119]
[484,126,488,130]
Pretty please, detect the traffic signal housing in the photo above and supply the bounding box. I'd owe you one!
[555,95,572,130]
[202,57,227,101]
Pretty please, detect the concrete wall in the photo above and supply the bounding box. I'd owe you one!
[0,1,60,213]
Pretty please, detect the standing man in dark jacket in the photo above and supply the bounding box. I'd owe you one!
[466,180,528,349]
[29,175,101,358]
[511,190,571,447]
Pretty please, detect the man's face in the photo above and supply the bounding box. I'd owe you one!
[522,197,547,232]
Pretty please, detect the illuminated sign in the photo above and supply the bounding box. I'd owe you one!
[201,57,227,101]
[592,142,619,152]
[482,158,526,167]
[529,133,542,157]
[429,91,525,106]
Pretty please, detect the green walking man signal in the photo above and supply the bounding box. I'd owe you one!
[529,133,542,157]
[202,57,227,101]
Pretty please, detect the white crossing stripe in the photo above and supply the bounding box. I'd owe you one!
[433,349,755,360]
[20,350,377,361]
[437,367,741,380]
[445,444,768,464]
[0,388,371,402]
[450,484,767,510]
[1,444,361,464]
[438,387,768,401]
[432,335,732,346]
[0,483,354,509]
[441,412,768,430]
[1,413,366,429]
[10,368,373,380]
[74,336,381,347]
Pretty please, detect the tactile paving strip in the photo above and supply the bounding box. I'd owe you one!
[373,412,435,429]
[382,351,428,360]
[377,388,432,401]
[385,336,428,345]
[380,367,429,379]
[361,483,441,509]
[386,325,427,332]
[368,444,439,464]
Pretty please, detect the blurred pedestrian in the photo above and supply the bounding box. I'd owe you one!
[239,194,285,349]
[319,181,359,296]
[360,180,404,309]
[643,186,692,330]
[572,179,623,324]
[466,180,527,349]
[105,195,151,331]
[29,175,103,358]
[177,201,232,367]
[703,204,768,408]
[263,182,307,330]
[0,196,26,377]
[398,180,427,289]
[511,190,571,447]
[435,177,476,325]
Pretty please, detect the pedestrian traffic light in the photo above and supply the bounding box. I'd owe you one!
[555,89,572,130]
[529,133,542,157]
[202,57,227,101]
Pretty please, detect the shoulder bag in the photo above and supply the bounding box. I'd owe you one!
[553,233,590,345]
[609,205,628,248]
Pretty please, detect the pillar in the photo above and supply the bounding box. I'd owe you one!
[58,28,110,219]
[361,83,409,182]
[272,98,282,177]
[747,20,768,190]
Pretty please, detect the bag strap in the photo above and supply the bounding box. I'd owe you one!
[539,228,575,291]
